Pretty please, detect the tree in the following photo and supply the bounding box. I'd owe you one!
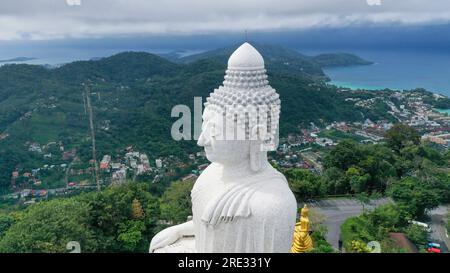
[346,167,370,194]
[350,240,372,253]
[0,182,162,253]
[355,192,371,214]
[388,177,441,218]
[0,214,14,240]
[322,167,345,195]
[117,220,146,252]
[384,123,420,152]
[323,141,398,194]
[79,182,160,252]
[324,140,363,170]
[131,198,145,220]
[160,180,194,224]
[284,169,326,200]
[0,199,96,253]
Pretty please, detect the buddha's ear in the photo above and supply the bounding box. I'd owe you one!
[250,141,263,172]
[249,125,267,172]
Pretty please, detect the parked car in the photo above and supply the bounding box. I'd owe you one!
[426,242,441,249]
[426,247,441,253]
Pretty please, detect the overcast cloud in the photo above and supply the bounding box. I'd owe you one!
[0,0,449,40]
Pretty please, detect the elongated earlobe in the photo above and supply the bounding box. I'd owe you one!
[250,141,261,172]
[249,124,269,172]
[250,141,268,172]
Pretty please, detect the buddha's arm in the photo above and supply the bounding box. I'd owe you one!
[177,220,195,236]
[149,220,194,252]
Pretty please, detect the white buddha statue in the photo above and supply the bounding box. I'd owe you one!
[149,42,297,253]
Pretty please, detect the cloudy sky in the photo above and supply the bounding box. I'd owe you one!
[0,0,450,41]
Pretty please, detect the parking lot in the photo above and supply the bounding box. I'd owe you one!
[302,197,391,250]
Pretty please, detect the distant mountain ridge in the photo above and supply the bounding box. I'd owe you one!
[0,57,36,63]
[311,53,373,67]
[160,43,373,81]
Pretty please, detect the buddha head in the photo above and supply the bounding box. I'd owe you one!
[301,204,309,218]
[197,43,281,172]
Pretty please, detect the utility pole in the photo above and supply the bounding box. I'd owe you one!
[82,92,87,115]
[84,83,100,191]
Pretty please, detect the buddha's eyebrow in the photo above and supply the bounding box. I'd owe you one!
[201,116,213,130]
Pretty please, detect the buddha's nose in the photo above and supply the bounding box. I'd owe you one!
[197,130,210,147]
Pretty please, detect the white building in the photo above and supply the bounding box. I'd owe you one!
[112,168,127,184]
[155,159,163,168]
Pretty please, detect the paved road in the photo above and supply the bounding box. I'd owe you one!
[428,206,449,253]
[303,197,391,250]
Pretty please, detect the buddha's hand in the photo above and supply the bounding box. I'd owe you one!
[149,225,181,252]
[149,221,194,253]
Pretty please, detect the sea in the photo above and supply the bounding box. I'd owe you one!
[0,47,203,67]
[313,49,450,98]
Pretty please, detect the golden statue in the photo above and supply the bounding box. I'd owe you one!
[291,204,313,253]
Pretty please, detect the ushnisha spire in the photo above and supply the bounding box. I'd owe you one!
[204,42,281,151]
[227,42,265,70]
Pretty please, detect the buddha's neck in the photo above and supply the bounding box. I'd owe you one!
[220,160,270,183]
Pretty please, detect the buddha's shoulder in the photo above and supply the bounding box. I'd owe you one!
[249,169,297,215]
[192,163,215,186]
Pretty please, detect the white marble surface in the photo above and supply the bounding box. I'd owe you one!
[153,236,196,253]
[228,42,265,70]
[149,42,297,253]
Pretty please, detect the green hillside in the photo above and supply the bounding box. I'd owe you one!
[0,45,381,193]
[162,43,373,81]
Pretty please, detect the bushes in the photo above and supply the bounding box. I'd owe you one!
[404,224,428,246]
[340,204,407,253]
[340,216,376,251]
[309,225,335,253]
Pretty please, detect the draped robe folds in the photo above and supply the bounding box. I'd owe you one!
[191,163,297,253]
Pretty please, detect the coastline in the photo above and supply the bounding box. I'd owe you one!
[326,80,388,91]
[321,49,450,98]
[435,108,450,115]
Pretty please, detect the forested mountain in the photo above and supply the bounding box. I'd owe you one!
[162,43,373,80]
[311,53,374,67]
[0,44,379,193]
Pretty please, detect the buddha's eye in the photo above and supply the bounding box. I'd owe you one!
[210,123,218,137]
